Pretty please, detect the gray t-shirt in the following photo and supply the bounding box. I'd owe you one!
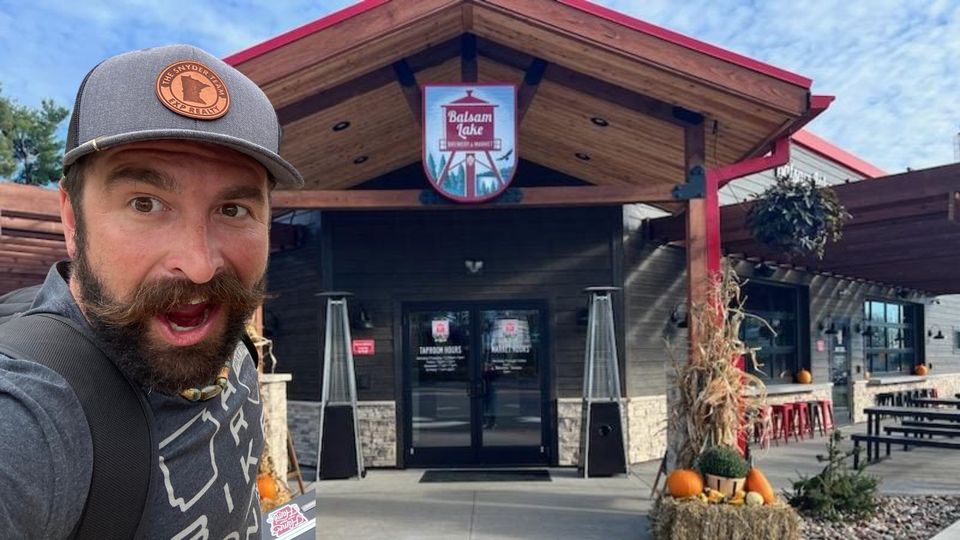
[0,263,264,539]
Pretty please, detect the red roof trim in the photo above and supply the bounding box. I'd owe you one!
[791,130,887,179]
[556,0,812,89]
[223,0,390,66]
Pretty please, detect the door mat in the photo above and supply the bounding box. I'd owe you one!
[419,469,551,483]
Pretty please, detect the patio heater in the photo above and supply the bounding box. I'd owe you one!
[315,291,365,481]
[579,286,627,477]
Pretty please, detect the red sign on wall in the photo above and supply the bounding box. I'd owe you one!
[352,339,375,356]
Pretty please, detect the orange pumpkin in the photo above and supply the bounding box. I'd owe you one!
[914,364,929,376]
[745,468,775,504]
[257,473,278,501]
[666,469,704,498]
[796,369,813,384]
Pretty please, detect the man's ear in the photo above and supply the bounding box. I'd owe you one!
[59,178,78,259]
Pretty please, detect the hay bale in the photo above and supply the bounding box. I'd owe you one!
[650,496,800,540]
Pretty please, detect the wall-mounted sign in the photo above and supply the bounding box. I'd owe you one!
[422,84,517,203]
[352,339,375,356]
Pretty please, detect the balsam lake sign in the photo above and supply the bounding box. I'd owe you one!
[422,84,518,203]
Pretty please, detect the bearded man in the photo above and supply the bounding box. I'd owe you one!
[0,44,302,539]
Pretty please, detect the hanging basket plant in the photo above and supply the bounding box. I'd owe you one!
[746,172,850,259]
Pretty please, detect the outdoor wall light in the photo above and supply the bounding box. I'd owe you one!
[818,317,838,335]
[332,120,351,132]
[669,303,689,329]
[928,326,946,340]
[352,306,374,330]
[464,259,484,274]
[590,117,609,127]
[753,262,777,278]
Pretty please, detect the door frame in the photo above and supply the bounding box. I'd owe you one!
[400,299,551,468]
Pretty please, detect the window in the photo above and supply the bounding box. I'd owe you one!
[740,281,807,384]
[863,300,918,374]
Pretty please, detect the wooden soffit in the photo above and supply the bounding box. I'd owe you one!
[648,163,960,295]
[228,0,814,197]
[0,183,66,293]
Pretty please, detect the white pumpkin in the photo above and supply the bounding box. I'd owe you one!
[745,491,765,506]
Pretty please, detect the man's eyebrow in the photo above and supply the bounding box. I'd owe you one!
[217,185,267,203]
[105,167,181,194]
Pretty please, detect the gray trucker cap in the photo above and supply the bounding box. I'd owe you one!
[63,44,303,186]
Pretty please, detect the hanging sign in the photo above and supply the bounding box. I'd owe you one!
[422,84,518,203]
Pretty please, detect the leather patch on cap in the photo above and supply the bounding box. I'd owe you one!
[155,60,230,120]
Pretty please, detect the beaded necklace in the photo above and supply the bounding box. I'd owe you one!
[180,360,231,402]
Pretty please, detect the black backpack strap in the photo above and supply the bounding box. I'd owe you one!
[0,314,155,540]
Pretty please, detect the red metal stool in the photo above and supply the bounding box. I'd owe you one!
[771,403,800,443]
[817,399,835,431]
[807,400,826,436]
[795,401,811,439]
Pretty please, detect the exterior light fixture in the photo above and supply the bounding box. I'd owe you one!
[464,259,484,274]
[575,152,591,161]
[332,121,351,131]
[353,155,368,164]
[928,326,946,340]
[590,117,609,127]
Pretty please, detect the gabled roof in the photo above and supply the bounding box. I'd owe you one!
[226,0,824,193]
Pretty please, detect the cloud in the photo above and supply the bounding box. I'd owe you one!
[2,0,957,172]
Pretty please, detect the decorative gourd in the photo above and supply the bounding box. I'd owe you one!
[796,369,813,384]
[257,473,278,501]
[666,469,704,498]
[745,491,765,506]
[914,364,929,376]
[745,468,775,504]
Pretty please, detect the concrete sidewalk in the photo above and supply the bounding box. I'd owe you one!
[305,421,960,539]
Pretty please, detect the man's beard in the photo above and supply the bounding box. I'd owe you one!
[71,248,264,395]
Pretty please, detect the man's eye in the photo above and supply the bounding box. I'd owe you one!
[130,197,163,213]
[220,204,249,218]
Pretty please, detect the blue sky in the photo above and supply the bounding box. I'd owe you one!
[1,0,957,174]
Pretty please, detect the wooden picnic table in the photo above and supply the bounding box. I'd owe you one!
[862,406,960,462]
[910,397,960,408]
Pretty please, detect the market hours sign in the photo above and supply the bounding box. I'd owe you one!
[422,84,518,203]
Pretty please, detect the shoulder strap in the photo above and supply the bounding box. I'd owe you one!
[0,314,156,540]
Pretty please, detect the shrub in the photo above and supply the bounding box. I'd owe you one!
[697,445,750,478]
[786,430,880,521]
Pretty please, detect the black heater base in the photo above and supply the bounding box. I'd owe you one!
[319,404,359,480]
[586,401,626,477]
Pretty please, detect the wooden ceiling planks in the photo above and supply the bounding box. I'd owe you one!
[251,2,464,109]
[0,183,64,293]
[230,0,815,197]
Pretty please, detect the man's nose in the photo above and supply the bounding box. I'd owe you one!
[166,221,224,283]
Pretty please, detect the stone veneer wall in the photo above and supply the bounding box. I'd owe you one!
[260,373,292,480]
[764,384,833,406]
[850,373,960,423]
[557,396,668,466]
[287,400,397,469]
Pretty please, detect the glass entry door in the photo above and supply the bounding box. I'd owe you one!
[405,303,548,467]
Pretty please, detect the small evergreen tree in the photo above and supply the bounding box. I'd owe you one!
[786,430,880,521]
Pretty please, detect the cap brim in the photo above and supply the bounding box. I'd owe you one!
[63,129,303,187]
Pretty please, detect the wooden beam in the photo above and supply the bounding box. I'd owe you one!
[685,120,707,360]
[272,183,678,210]
[392,59,422,127]
[0,183,60,215]
[461,33,478,82]
[517,58,547,122]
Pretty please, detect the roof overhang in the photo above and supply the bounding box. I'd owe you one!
[227,0,823,197]
[649,163,960,295]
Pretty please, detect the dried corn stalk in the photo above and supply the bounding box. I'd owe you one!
[669,264,768,468]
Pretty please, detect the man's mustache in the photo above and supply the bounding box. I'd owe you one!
[84,272,264,328]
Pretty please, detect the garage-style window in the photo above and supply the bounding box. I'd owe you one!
[740,281,808,384]
[863,300,918,374]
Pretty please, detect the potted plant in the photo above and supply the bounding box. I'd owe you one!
[746,172,850,259]
[697,445,750,497]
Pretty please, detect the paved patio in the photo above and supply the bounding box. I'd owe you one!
[305,420,960,539]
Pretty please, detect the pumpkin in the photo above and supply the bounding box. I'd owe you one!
[745,468,775,504]
[666,469,704,498]
[915,364,929,376]
[257,473,278,501]
[796,369,813,384]
[745,491,765,506]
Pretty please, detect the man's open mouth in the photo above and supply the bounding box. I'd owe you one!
[155,299,222,346]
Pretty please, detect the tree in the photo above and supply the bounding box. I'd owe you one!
[0,85,70,185]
